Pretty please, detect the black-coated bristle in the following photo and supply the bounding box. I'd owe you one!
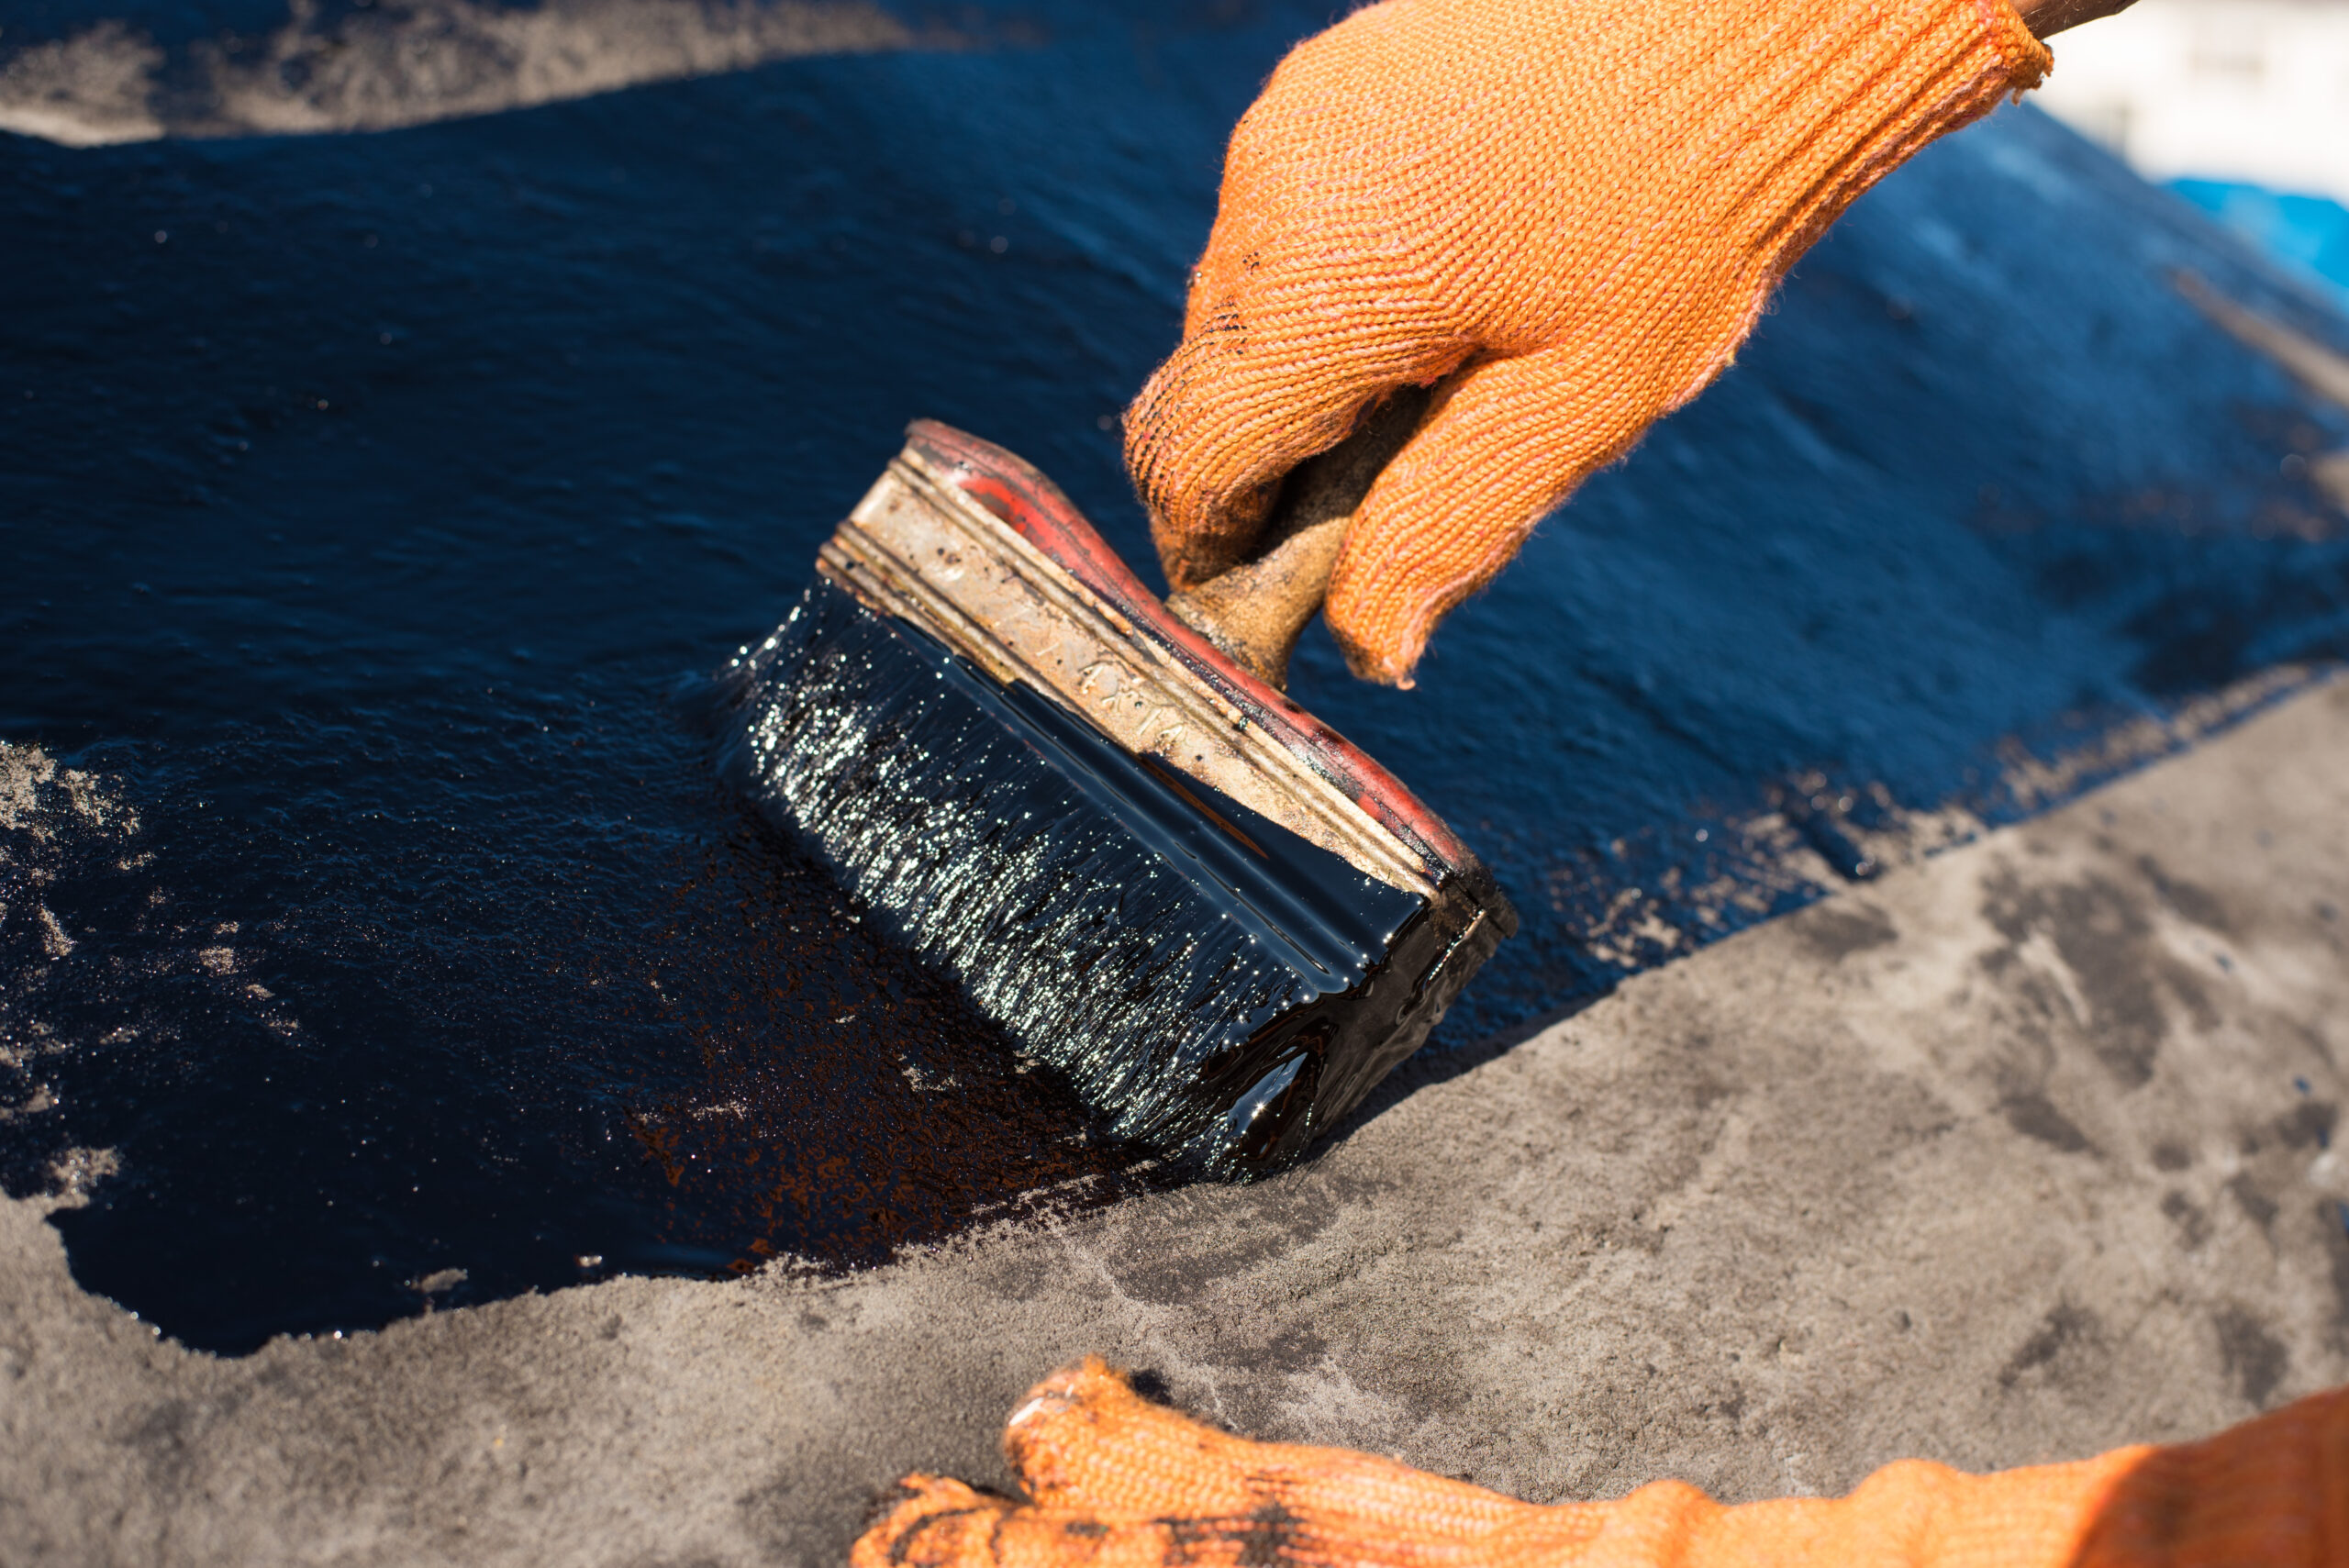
[718,579,1489,1177]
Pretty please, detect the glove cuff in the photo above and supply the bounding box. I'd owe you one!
[1650,0,2053,409]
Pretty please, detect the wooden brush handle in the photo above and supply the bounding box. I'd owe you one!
[1165,385,1431,691]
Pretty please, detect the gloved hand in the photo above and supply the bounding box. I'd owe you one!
[854,1359,2347,1568]
[1124,0,2050,685]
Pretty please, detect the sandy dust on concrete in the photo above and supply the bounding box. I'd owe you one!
[4,677,2345,1566]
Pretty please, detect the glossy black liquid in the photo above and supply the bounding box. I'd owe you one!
[720,579,1495,1174]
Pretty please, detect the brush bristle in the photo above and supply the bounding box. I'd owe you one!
[719,578,1482,1176]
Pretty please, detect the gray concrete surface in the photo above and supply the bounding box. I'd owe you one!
[6,676,2347,1567]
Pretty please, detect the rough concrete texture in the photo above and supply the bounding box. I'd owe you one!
[6,676,2347,1567]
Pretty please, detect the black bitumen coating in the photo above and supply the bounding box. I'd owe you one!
[721,578,1475,1177]
[4,0,2349,1351]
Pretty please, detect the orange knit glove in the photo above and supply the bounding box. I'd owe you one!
[853,1360,2349,1568]
[1125,0,2050,685]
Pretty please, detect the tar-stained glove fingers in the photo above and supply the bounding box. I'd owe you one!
[852,1361,2349,1568]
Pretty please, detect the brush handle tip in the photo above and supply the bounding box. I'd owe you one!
[1167,385,1431,691]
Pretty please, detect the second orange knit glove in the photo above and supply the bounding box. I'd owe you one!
[855,1359,2349,1568]
[1125,0,2050,685]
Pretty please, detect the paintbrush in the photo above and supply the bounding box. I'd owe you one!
[719,391,1516,1177]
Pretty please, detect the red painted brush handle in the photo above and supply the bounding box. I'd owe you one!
[902,420,1475,882]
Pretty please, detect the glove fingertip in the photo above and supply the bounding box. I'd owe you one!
[1327,615,1424,690]
[852,1476,1008,1568]
[1125,356,1286,592]
[1323,352,1609,687]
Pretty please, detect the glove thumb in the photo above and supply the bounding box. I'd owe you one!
[1325,342,1669,686]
